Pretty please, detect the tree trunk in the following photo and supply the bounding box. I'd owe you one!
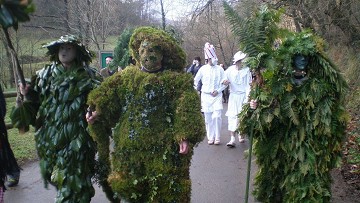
[2,28,25,88]
[160,0,166,30]
[64,0,71,33]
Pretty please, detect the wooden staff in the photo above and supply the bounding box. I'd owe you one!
[2,27,26,106]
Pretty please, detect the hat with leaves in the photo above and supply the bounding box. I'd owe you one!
[42,35,93,63]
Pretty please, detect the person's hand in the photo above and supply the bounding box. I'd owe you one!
[250,99,258,109]
[222,80,230,85]
[86,110,98,124]
[179,139,189,154]
[211,90,218,97]
[19,83,30,96]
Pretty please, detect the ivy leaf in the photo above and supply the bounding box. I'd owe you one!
[300,162,310,175]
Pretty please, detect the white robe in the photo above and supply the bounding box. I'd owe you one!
[194,64,227,113]
[225,65,252,117]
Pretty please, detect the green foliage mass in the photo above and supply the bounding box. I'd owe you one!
[0,0,35,30]
[10,63,102,203]
[112,28,134,69]
[225,3,348,203]
[87,26,204,203]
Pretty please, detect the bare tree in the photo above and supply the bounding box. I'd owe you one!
[181,1,239,66]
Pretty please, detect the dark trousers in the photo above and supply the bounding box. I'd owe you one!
[222,87,229,103]
[0,119,20,183]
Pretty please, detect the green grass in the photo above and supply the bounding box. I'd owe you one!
[7,128,37,166]
[4,96,38,166]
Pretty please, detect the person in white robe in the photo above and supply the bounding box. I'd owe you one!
[194,42,227,145]
[224,51,252,147]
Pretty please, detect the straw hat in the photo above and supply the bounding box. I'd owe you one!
[233,51,247,64]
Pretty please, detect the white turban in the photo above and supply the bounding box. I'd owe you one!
[204,42,218,65]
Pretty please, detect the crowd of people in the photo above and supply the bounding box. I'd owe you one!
[1,27,252,202]
[1,24,345,203]
[11,25,340,203]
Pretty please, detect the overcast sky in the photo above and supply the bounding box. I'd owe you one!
[150,0,193,21]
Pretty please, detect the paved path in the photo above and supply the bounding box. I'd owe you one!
[5,104,258,203]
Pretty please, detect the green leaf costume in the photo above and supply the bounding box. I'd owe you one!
[10,35,101,203]
[224,4,348,203]
[87,27,205,203]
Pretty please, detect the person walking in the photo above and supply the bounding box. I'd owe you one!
[194,42,227,145]
[224,51,252,147]
[187,56,203,94]
[85,26,205,203]
[11,35,102,203]
[0,84,21,203]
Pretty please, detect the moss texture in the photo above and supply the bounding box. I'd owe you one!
[88,27,205,203]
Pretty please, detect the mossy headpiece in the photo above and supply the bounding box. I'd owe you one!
[129,27,186,72]
[42,35,93,64]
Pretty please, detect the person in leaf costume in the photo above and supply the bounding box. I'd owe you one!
[234,9,348,203]
[10,35,101,203]
[86,26,205,203]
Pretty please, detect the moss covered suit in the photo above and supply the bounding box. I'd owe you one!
[87,27,205,203]
[10,35,101,203]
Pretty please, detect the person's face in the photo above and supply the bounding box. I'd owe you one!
[139,40,163,72]
[105,57,113,65]
[58,43,77,65]
[208,58,215,66]
[294,55,308,70]
[235,60,243,68]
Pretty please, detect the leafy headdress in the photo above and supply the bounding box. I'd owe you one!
[42,35,93,65]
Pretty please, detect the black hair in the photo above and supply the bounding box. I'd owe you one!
[194,56,201,62]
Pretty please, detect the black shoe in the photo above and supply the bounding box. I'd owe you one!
[6,175,19,187]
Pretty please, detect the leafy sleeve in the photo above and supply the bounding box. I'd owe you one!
[173,75,205,145]
[10,75,40,132]
[87,73,123,156]
[87,73,124,201]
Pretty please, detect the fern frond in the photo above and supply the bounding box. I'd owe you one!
[281,94,300,126]
[223,2,284,73]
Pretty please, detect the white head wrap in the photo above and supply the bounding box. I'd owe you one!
[204,42,218,65]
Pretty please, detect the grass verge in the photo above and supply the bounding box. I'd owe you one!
[4,96,37,166]
[7,128,37,166]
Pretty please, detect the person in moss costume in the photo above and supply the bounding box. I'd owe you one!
[11,35,101,202]
[86,27,205,203]
[239,30,348,202]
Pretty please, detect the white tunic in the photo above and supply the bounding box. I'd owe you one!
[194,64,227,112]
[224,65,252,117]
